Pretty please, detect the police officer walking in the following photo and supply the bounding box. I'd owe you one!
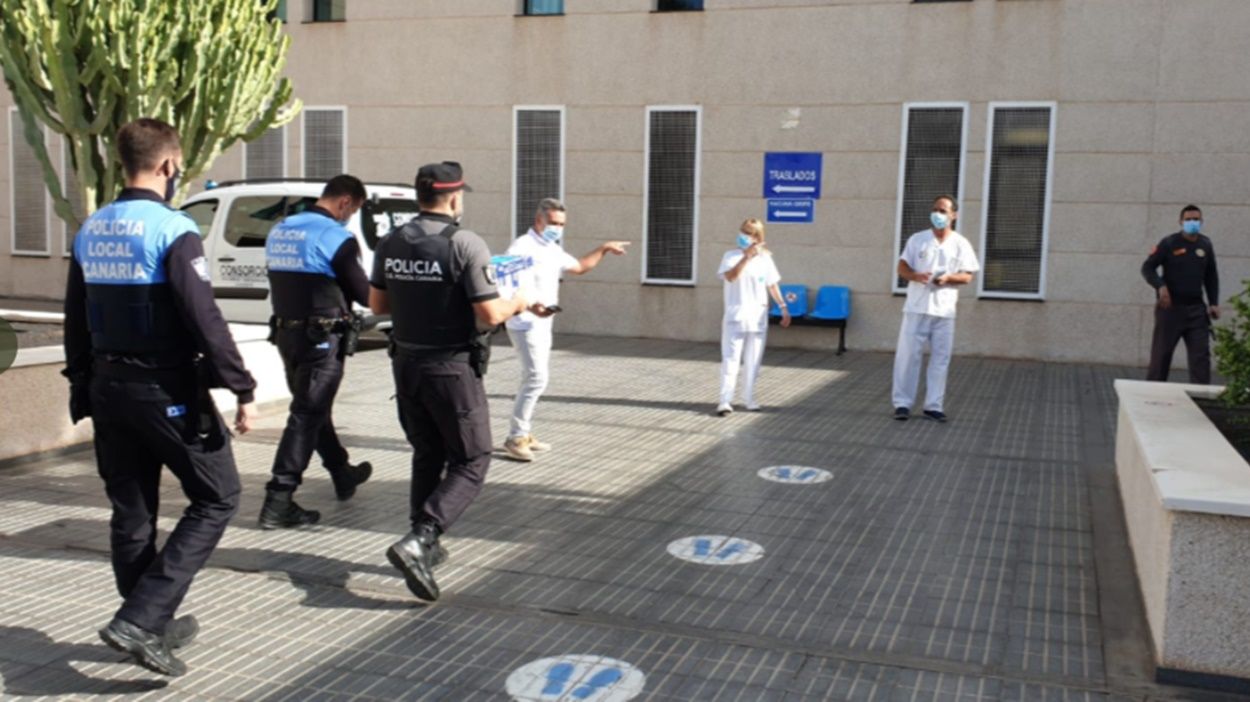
[1142,204,1220,384]
[259,175,373,529]
[62,118,257,676]
[369,162,530,601]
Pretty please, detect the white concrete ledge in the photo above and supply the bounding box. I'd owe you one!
[1114,379,1250,686]
[0,324,289,463]
[1115,380,1250,517]
[0,309,65,324]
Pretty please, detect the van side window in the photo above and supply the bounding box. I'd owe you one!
[223,196,290,247]
[181,200,218,238]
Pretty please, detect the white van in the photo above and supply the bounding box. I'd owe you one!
[180,179,419,326]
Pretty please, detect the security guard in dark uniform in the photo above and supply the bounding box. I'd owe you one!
[369,162,530,601]
[259,175,373,529]
[62,118,257,676]
[1142,204,1220,384]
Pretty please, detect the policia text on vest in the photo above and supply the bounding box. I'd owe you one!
[369,161,534,603]
[258,176,375,530]
[62,118,258,677]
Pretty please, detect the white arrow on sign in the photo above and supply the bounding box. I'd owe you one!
[772,184,816,194]
[772,210,808,218]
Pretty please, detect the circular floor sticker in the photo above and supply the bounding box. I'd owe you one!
[506,655,645,702]
[667,535,765,565]
[757,465,832,484]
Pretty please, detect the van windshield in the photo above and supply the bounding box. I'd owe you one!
[361,198,421,250]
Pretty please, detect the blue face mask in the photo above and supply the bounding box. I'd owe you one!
[930,212,950,231]
[541,225,564,244]
[737,233,753,249]
[1182,220,1202,235]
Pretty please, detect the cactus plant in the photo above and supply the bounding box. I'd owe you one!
[0,0,301,228]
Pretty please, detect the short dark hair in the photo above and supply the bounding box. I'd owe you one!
[933,194,959,212]
[322,174,366,201]
[417,188,454,208]
[117,118,181,178]
[1180,204,1203,219]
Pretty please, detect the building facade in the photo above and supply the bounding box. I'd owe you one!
[2,0,1248,366]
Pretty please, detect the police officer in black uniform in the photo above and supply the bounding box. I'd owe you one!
[62,118,257,676]
[259,175,373,529]
[1142,204,1220,384]
[369,162,531,601]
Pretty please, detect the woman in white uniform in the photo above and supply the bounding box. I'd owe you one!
[717,218,790,416]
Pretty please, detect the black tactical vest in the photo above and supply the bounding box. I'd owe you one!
[378,220,476,349]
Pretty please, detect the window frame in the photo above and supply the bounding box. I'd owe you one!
[301,106,348,179]
[892,101,969,294]
[641,104,702,286]
[977,101,1058,301]
[9,107,51,257]
[511,105,567,241]
[243,124,289,180]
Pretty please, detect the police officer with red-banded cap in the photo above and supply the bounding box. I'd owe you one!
[369,161,531,601]
[63,118,257,676]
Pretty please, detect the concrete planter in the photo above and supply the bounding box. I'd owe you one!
[0,324,289,465]
[1114,380,1250,692]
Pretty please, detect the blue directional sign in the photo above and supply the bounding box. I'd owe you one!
[763,152,822,199]
[766,199,814,224]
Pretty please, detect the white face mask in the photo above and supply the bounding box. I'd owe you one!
[541,225,564,244]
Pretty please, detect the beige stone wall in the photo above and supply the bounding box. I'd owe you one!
[3,0,1250,365]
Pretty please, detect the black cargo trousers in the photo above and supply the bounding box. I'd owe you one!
[392,349,492,532]
[266,329,350,492]
[89,363,240,634]
[1147,303,1211,384]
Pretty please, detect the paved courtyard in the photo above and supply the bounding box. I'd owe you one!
[0,335,1240,701]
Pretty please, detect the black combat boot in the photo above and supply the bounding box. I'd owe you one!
[386,521,441,601]
[328,460,373,500]
[258,489,321,530]
[99,617,187,677]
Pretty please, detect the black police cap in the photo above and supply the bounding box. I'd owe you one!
[415,161,472,196]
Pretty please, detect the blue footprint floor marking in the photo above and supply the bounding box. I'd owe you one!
[668,535,765,565]
[758,465,832,484]
[506,655,645,701]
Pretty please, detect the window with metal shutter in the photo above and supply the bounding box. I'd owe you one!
[312,0,344,21]
[644,107,701,284]
[245,126,286,180]
[894,104,966,291]
[303,108,345,180]
[513,108,564,239]
[524,0,563,14]
[9,109,49,256]
[980,104,1055,298]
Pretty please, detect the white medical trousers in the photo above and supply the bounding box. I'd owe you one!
[720,322,766,406]
[892,312,955,412]
[507,323,553,440]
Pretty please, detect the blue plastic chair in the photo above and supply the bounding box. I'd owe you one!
[771,284,808,318]
[807,285,851,321]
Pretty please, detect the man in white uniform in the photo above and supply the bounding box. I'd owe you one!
[892,195,980,422]
[503,198,629,461]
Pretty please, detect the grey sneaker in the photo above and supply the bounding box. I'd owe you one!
[503,436,534,462]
